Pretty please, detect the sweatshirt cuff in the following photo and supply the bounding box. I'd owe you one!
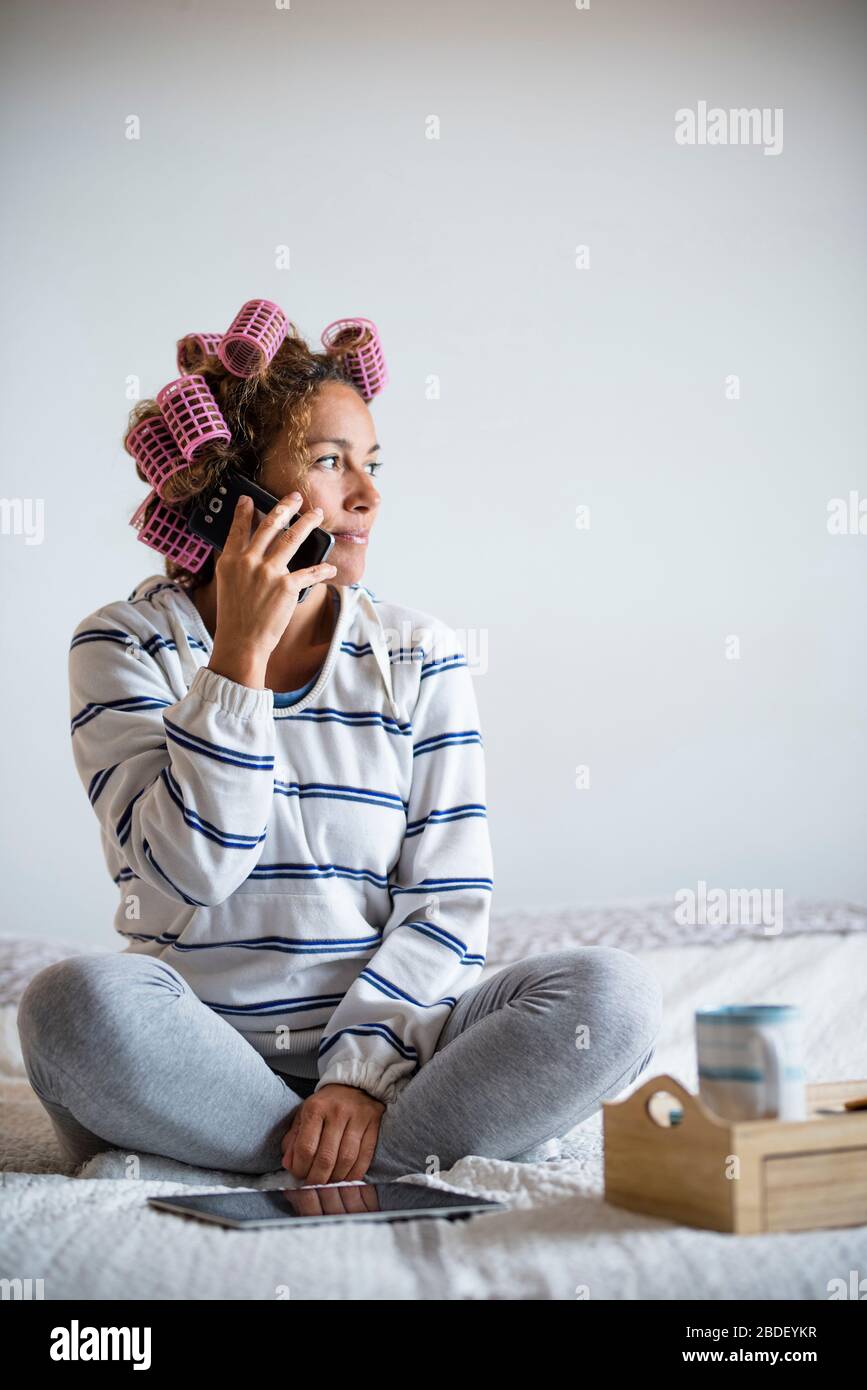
[314,1059,411,1107]
[187,664,274,720]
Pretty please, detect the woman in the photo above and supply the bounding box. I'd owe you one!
[18,324,663,1184]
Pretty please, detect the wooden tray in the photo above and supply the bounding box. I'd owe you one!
[602,1073,867,1234]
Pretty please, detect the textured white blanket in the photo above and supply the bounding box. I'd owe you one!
[2,904,866,1300]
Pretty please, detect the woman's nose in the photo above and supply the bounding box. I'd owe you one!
[348,478,380,510]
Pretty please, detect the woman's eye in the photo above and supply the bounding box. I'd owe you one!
[313,453,382,476]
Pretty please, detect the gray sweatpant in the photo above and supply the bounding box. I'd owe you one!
[16,946,662,1180]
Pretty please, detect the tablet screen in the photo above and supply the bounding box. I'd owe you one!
[148,1182,504,1228]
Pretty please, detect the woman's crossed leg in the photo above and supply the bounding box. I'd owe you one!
[16,947,662,1178]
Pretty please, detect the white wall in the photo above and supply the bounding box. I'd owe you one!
[1,0,864,947]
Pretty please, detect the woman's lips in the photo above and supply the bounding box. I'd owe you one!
[332,531,368,546]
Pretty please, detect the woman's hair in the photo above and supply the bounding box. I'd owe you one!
[123,324,365,591]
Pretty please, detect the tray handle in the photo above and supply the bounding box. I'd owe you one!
[604,1072,729,1131]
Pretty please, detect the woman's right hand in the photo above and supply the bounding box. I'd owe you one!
[207,490,337,689]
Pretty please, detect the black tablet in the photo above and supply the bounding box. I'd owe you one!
[148,1182,505,1229]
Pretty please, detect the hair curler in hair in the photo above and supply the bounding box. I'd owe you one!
[177,333,223,375]
[217,299,289,378]
[156,374,231,461]
[126,414,189,499]
[321,317,388,402]
[129,491,213,572]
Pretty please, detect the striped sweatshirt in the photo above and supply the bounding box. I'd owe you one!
[68,575,494,1105]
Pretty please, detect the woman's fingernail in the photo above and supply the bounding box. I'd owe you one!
[314,506,324,516]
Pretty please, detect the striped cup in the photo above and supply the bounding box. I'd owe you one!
[696,1004,806,1121]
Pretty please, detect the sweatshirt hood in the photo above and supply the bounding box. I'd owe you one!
[129,576,404,722]
[352,583,405,723]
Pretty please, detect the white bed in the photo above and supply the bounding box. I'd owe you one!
[2,902,865,1301]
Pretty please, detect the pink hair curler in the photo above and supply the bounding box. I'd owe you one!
[129,491,213,572]
[321,317,388,402]
[126,414,188,499]
[217,299,289,378]
[156,374,231,461]
[177,333,223,375]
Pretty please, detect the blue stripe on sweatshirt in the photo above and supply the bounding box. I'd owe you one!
[272,779,407,812]
[160,766,267,849]
[71,695,171,734]
[163,716,275,770]
[360,966,457,1010]
[88,763,119,805]
[412,729,482,756]
[168,932,382,957]
[116,787,145,845]
[127,581,177,603]
[419,653,468,679]
[289,706,412,736]
[201,992,347,1017]
[142,632,209,654]
[141,837,206,906]
[248,862,390,888]
[340,641,426,663]
[69,628,208,655]
[391,876,493,894]
[406,920,486,965]
[117,929,181,942]
[70,628,135,650]
[319,1022,417,1062]
[405,803,487,835]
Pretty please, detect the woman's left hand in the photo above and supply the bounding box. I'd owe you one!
[281,1084,385,1184]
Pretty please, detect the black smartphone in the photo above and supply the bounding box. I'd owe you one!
[187,467,335,604]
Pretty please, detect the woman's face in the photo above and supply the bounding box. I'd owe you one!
[260,381,382,587]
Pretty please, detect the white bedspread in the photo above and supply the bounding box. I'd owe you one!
[2,903,866,1301]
